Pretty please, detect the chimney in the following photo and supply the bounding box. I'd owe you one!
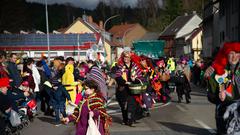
[184,13,188,16]
[99,21,103,29]
[88,16,93,23]
[192,11,197,14]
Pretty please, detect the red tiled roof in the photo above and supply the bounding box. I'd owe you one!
[108,23,138,37]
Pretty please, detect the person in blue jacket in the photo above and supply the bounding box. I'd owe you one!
[45,81,71,126]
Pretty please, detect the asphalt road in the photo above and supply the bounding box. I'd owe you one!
[21,84,216,135]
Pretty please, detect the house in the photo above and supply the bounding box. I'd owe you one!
[109,23,147,48]
[60,15,113,63]
[0,33,97,60]
[159,13,202,58]
[202,0,240,58]
[202,0,220,58]
[108,23,147,57]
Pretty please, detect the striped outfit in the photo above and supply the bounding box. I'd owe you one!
[87,65,108,101]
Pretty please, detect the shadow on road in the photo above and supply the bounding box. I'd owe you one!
[38,116,56,125]
[158,121,214,135]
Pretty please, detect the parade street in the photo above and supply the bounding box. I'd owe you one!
[22,84,216,135]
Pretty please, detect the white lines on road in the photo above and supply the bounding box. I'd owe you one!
[107,102,119,106]
[176,105,187,112]
[194,119,216,134]
[153,102,171,109]
[107,109,121,114]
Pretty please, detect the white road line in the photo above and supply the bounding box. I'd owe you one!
[107,102,119,106]
[153,102,171,109]
[194,119,216,134]
[176,105,187,112]
[108,102,171,116]
[107,109,121,114]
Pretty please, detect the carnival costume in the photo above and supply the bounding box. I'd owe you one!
[115,51,144,126]
[208,42,240,134]
[69,93,111,135]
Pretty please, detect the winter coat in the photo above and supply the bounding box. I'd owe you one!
[46,85,71,107]
[68,93,111,135]
[7,61,22,87]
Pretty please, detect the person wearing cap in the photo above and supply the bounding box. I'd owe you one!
[205,42,240,134]
[0,78,12,135]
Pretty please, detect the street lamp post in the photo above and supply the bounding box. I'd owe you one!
[103,14,120,64]
[45,0,50,64]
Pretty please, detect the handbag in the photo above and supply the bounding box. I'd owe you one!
[9,110,21,127]
[86,115,101,135]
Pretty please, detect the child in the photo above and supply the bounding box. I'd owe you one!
[63,80,111,135]
[46,81,71,126]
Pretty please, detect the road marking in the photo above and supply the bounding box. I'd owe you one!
[108,102,171,116]
[107,102,119,106]
[107,109,121,114]
[194,119,216,134]
[153,102,171,109]
[176,105,187,112]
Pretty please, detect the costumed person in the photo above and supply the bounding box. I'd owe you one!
[86,60,108,101]
[166,57,177,93]
[115,50,144,126]
[205,42,240,134]
[156,58,171,103]
[138,55,154,117]
[63,80,112,135]
[62,61,79,103]
[167,57,176,76]
[0,78,12,135]
[175,56,191,103]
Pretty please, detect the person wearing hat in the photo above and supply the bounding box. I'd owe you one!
[115,51,144,126]
[0,78,12,135]
[205,42,240,134]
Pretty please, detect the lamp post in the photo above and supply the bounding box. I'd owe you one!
[45,0,50,64]
[103,14,120,64]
